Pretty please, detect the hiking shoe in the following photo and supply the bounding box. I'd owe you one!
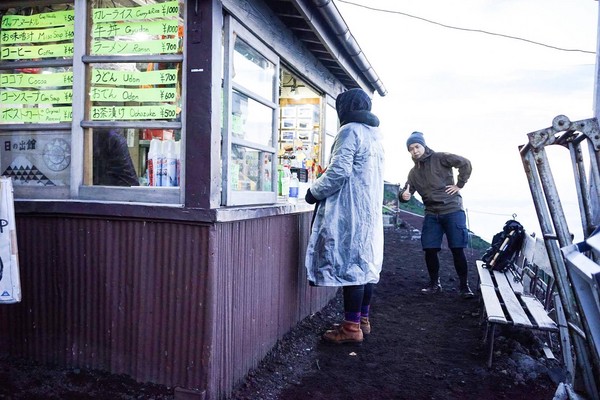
[421,282,442,294]
[360,316,371,335]
[459,285,475,299]
[322,321,363,345]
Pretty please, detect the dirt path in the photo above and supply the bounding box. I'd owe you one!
[231,227,562,400]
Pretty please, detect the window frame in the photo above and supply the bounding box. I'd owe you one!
[323,95,338,167]
[80,0,185,204]
[0,0,186,205]
[221,15,278,206]
[0,0,76,199]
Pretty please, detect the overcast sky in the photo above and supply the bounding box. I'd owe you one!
[336,0,599,241]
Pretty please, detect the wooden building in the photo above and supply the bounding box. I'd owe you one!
[0,1,386,399]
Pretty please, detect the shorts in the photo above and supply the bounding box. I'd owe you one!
[421,210,468,249]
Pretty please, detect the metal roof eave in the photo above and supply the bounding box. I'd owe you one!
[293,0,388,97]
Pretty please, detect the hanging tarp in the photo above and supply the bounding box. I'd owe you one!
[0,176,21,304]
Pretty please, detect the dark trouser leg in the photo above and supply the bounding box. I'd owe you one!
[360,283,374,334]
[343,285,364,323]
[451,247,474,298]
[424,248,441,283]
[450,247,468,287]
[361,283,374,318]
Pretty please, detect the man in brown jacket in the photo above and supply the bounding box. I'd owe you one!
[398,131,474,299]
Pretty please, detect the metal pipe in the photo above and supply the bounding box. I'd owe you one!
[568,138,593,237]
[305,0,387,96]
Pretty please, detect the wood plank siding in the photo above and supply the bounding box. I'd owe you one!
[0,211,335,399]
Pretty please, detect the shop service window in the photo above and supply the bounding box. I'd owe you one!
[221,16,278,206]
[277,69,324,203]
[81,0,183,203]
[0,0,183,204]
[0,3,75,198]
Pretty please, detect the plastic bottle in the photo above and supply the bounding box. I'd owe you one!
[175,140,181,187]
[282,166,291,201]
[289,172,299,204]
[164,139,178,187]
[156,140,167,187]
[277,164,284,196]
[148,138,161,186]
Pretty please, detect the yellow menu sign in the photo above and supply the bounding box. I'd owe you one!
[91,1,180,56]
[1,43,74,60]
[1,26,75,44]
[1,89,73,105]
[1,107,72,123]
[91,68,177,86]
[1,10,75,60]
[91,105,177,120]
[91,87,176,102]
[92,1,179,22]
[1,10,74,29]
[92,20,178,38]
[0,72,73,88]
[91,39,178,55]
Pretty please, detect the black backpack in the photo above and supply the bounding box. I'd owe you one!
[481,219,525,272]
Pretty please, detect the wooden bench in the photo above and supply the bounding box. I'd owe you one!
[476,233,559,367]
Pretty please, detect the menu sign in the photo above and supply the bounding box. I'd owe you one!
[0,71,73,123]
[0,10,74,29]
[0,10,74,60]
[92,2,179,22]
[90,68,178,120]
[0,10,74,123]
[1,107,72,123]
[91,105,177,120]
[1,72,73,88]
[91,1,180,56]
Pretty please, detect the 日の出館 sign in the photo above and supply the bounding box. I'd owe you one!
[0,177,21,304]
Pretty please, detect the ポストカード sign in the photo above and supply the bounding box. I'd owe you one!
[0,176,21,304]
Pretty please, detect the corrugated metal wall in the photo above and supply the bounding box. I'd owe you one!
[210,212,336,400]
[0,215,213,390]
[0,211,336,399]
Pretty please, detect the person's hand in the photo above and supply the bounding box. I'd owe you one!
[305,188,318,204]
[400,184,412,201]
[445,184,460,195]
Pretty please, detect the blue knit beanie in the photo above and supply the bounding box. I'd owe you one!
[406,131,426,150]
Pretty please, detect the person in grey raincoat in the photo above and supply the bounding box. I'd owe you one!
[304,88,384,345]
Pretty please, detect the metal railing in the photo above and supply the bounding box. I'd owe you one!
[520,115,600,400]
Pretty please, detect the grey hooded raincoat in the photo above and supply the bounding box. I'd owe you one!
[305,89,385,287]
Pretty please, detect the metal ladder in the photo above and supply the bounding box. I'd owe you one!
[520,115,600,400]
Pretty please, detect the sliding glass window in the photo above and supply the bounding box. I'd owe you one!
[221,15,278,206]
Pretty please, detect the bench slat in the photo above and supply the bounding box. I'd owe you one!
[480,284,507,324]
[494,271,533,328]
[505,268,524,295]
[520,295,558,331]
[476,260,495,287]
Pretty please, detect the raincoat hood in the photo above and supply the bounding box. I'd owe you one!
[335,88,380,127]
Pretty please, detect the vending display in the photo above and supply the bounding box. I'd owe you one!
[278,98,322,201]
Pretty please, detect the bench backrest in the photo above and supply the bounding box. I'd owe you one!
[516,235,555,309]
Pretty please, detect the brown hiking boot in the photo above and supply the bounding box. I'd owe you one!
[360,316,371,335]
[322,321,363,344]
